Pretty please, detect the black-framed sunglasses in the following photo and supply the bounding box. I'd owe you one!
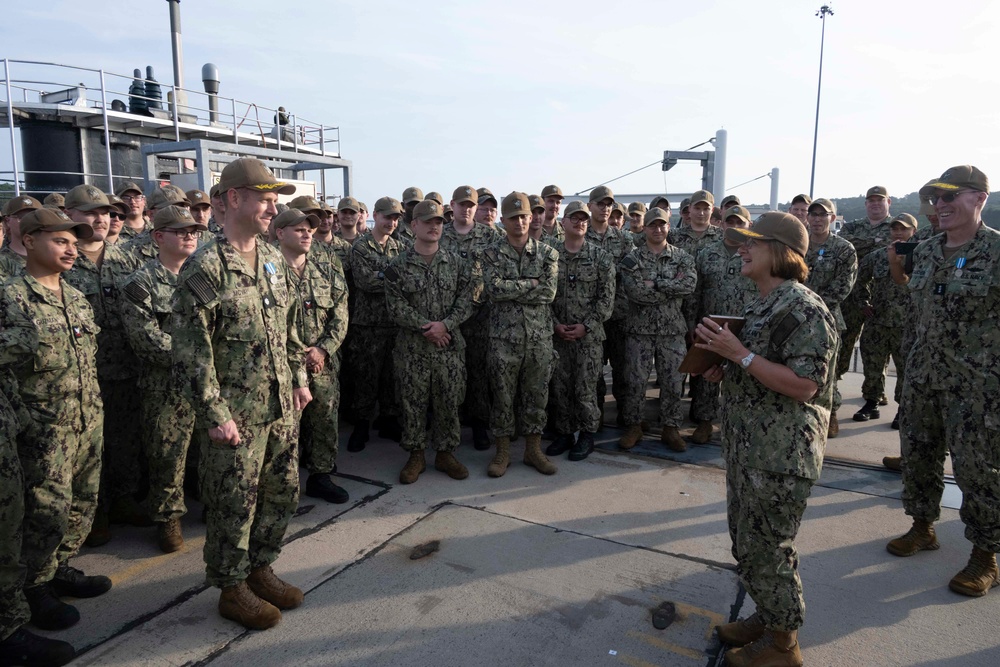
[164,229,202,239]
[929,190,973,205]
[110,213,124,220]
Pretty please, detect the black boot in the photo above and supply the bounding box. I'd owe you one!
[0,627,75,666]
[853,399,880,422]
[891,411,900,430]
[569,432,596,461]
[471,419,491,451]
[24,585,79,631]
[545,434,574,457]
[51,565,112,598]
[347,419,370,452]
[305,473,350,504]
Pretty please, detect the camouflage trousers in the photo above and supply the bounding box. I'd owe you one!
[0,426,29,641]
[18,412,103,586]
[598,319,627,412]
[729,465,814,632]
[200,417,299,588]
[622,334,686,427]
[551,337,603,434]
[300,352,342,474]
[690,373,720,422]
[489,338,554,438]
[860,323,905,404]
[835,297,864,379]
[98,376,143,503]
[396,347,466,452]
[348,326,398,421]
[900,382,1000,552]
[460,319,492,424]
[142,386,196,522]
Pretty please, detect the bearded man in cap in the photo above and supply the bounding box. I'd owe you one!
[474,188,500,230]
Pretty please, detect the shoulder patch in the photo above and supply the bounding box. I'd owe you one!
[123,280,150,305]
[185,272,218,306]
[772,310,806,348]
[620,255,638,270]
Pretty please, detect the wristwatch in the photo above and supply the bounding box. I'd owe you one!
[740,352,756,369]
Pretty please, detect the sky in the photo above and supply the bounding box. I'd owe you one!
[5,0,1000,210]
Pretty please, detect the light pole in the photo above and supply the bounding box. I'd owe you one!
[809,4,834,198]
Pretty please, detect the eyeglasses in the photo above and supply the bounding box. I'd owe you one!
[163,229,202,239]
[929,190,973,205]
[121,194,145,202]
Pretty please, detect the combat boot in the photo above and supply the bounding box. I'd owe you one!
[716,611,765,647]
[84,511,111,547]
[305,473,350,504]
[524,434,557,475]
[434,451,469,480]
[568,432,595,462]
[488,437,511,478]
[619,424,643,450]
[545,433,574,457]
[399,450,426,484]
[886,519,940,557]
[51,565,112,598]
[882,456,902,471]
[219,581,281,629]
[157,518,184,554]
[948,546,1000,597]
[0,627,75,667]
[891,412,900,430]
[247,565,304,609]
[347,419,369,452]
[24,585,79,631]
[661,426,687,452]
[853,399,880,422]
[724,628,802,667]
[827,412,839,438]
[691,420,713,444]
[471,418,491,451]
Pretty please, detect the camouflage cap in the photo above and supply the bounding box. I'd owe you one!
[628,201,648,216]
[563,201,590,219]
[413,199,445,222]
[3,194,42,217]
[724,205,752,226]
[374,196,404,216]
[680,197,691,212]
[186,189,211,208]
[288,195,324,213]
[424,191,444,205]
[644,208,670,226]
[720,194,741,208]
[451,185,477,205]
[272,208,320,230]
[808,198,837,216]
[338,196,360,212]
[217,157,296,195]
[43,193,65,209]
[588,185,614,204]
[402,186,424,205]
[890,212,918,229]
[106,193,129,215]
[19,207,94,239]
[725,211,808,257]
[501,191,531,218]
[649,196,670,210]
[528,194,545,212]
[866,185,889,199]
[790,193,812,206]
[477,187,498,206]
[64,184,111,212]
[922,165,989,193]
[148,184,190,210]
[114,180,144,197]
[153,205,208,231]
[540,184,564,199]
[690,190,715,207]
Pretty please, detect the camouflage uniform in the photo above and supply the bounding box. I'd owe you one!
[120,260,196,522]
[900,225,1000,552]
[541,222,564,242]
[857,247,910,404]
[619,244,697,426]
[483,238,559,437]
[0,373,29,640]
[121,230,157,270]
[837,216,892,379]
[385,248,473,451]
[667,225,723,257]
[285,252,349,474]
[0,274,104,588]
[171,236,307,588]
[0,247,26,282]
[689,241,757,422]
[348,234,402,421]
[549,239,615,434]
[803,233,858,412]
[912,226,940,243]
[722,280,838,631]
[392,220,416,247]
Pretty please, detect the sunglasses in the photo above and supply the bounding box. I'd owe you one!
[164,229,202,239]
[930,190,973,205]
[110,213,124,220]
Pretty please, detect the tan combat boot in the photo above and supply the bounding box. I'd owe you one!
[619,424,643,450]
[716,611,765,647]
[399,450,426,484]
[882,456,902,471]
[488,437,510,478]
[219,581,281,629]
[247,565,304,609]
[434,451,469,480]
[157,518,184,554]
[949,546,1000,597]
[523,434,557,475]
[725,628,803,667]
[886,519,940,557]
[661,426,687,452]
[827,412,839,438]
[691,420,713,444]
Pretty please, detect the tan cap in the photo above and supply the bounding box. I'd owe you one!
[720,194,741,208]
[808,198,837,216]
[272,208,320,230]
[402,186,424,204]
[644,208,670,225]
[357,201,368,213]
[217,157,295,195]
[477,187,497,206]
[106,193,129,215]
[680,197,691,211]
[288,195,323,213]
[628,201,648,216]
[501,191,531,218]
[413,199,445,222]
[540,184,563,199]
[724,205,752,226]
[588,185,614,203]
[612,202,627,215]
[725,211,808,257]
[890,212,918,229]
[114,180,144,197]
[148,184,190,210]
[528,194,545,212]
[186,189,211,208]
[19,207,94,239]
[424,191,444,205]
[918,195,936,217]
[338,196,360,212]
[3,195,42,217]
[374,196,404,215]
[690,190,715,207]
[649,196,670,209]
[64,185,111,212]
[319,201,333,212]
[442,204,452,215]
[451,185,477,204]
[153,205,207,231]
[209,183,221,199]
[922,165,989,193]
[866,185,889,199]
[42,193,65,209]
[563,201,590,219]
[791,193,812,206]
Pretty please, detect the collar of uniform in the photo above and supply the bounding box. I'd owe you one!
[23,273,76,307]
[640,243,676,259]
[217,237,258,277]
[929,221,993,264]
[151,259,179,285]
[747,278,796,314]
[363,233,395,254]
[499,238,537,258]
[406,247,450,266]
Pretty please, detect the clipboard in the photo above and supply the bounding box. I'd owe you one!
[678,315,746,374]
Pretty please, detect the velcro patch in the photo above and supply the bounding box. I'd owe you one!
[620,255,638,270]
[384,265,399,282]
[772,310,806,348]
[123,280,150,305]
[185,272,218,306]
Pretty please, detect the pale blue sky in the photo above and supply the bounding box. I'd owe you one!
[6,0,1000,209]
